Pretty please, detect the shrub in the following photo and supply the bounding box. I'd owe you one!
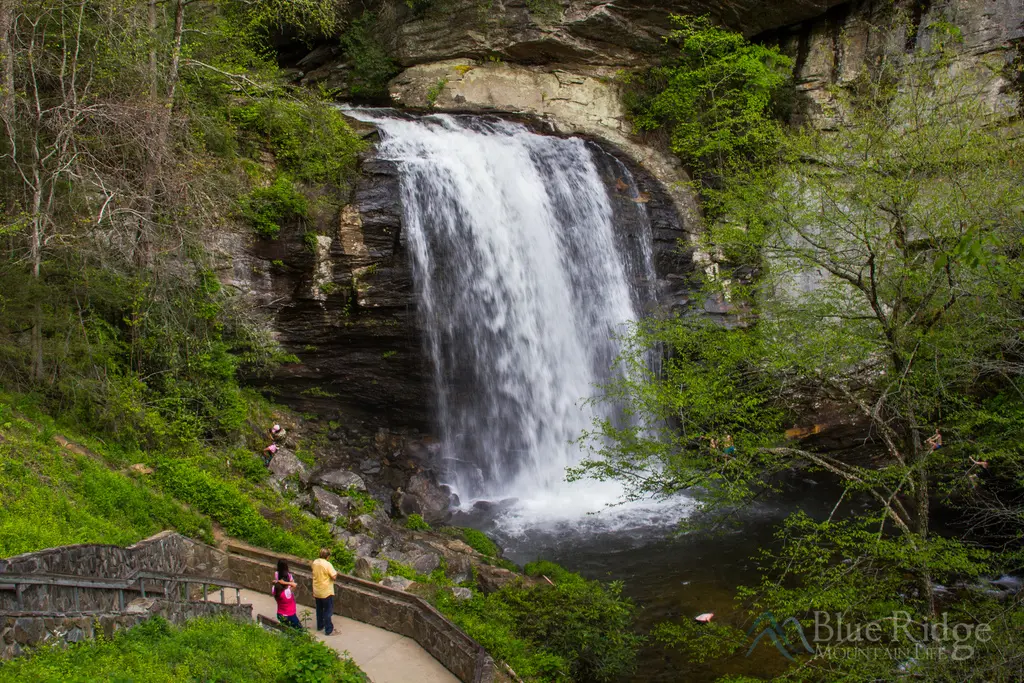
[386,560,422,581]
[431,560,641,682]
[405,513,430,531]
[624,15,792,186]
[461,528,500,557]
[239,175,308,239]
[344,486,377,516]
[232,97,363,185]
[339,13,400,100]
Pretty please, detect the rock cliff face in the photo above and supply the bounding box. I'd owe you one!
[245,0,1021,438]
[213,129,432,429]
[214,115,691,432]
[763,0,1023,127]
[384,0,850,68]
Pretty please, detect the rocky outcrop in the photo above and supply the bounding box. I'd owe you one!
[396,472,455,526]
[760,0,1023,127]
[314,468,367,493]
[267,449,308,494]
[387,59,700,230]
[210,136,432,430]
[383,0,850,69]
[353,555,389,579]
[312,486,352,520]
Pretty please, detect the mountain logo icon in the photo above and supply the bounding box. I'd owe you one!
[746,612,816,661]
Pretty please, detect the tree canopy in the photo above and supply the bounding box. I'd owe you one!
[581,40,1024,681]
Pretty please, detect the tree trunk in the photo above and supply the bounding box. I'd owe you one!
[137,0,185,267]
[910,422,936,616]
[29,162,44,382]
[0,0,14,119]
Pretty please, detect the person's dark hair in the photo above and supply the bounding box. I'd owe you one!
[274,559,291,598]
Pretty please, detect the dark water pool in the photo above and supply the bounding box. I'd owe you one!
[462,476,860,681]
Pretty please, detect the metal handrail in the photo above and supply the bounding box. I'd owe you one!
[0,569,243,614]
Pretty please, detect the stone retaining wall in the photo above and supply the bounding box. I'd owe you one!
[0,599,252,660]
[0,532,229,614]
[225,541,498,683]
[2,533,498,682]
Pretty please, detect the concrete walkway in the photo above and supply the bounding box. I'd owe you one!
[239,589,459,683]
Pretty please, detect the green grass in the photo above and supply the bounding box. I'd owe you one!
[0,391,352,570]
[0,399,212,557]
[0,616,366,682]
[439,526,501,557]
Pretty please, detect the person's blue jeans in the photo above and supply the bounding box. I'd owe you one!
[278,614,302,629]
[315,595,334,635]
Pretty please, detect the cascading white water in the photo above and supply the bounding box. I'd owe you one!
[347,110,688,532]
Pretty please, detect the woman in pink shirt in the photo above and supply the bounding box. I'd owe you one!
[273,560,301,629]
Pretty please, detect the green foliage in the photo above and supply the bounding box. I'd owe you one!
[231,96,364,186]
[240,175,309,239]
[433,561,641,682]
[303,231,322,253]
[0,616,365,682]
[343,487,378,517]
[232,449,270,483]
[339,13,401,100]
[589,41,1024,682]
[461,528,501,557]
[241,0,345,40]
[282,628,367,683]
[156,459,345,563]
[624,15,792,189]
[573,318,787,519]
[405,513,431,531]
[0,397,212,557]
[386,560,422,581]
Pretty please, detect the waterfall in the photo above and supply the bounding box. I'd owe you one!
[346,110,664,526]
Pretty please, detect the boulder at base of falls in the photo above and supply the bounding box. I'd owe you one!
[397,472,453,525]
[354,512,390,538]
[407,549,441,575]
[448,587,473,601]
[476,564,543,594]
[380,576,414,591]
[442,550,473,584]
[314,469,366,493]
[268,449,308,490]
[353,556,389,581]
[312,486,351,521]
[345,533,380,557]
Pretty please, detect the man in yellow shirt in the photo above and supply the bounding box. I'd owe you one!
[312,548,339,635]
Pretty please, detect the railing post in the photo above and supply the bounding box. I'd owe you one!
[15,583,22,610]
[140,577,146,598]
[74,585,80,612]
[220,587,225,604]
[235,588,240,604]
[118,588,125,611]
[164,580,170,602]
[203,583,207,602]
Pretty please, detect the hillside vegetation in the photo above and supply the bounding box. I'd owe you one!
[0,616,366,682]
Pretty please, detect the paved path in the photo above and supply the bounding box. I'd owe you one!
[239,589,459,683]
